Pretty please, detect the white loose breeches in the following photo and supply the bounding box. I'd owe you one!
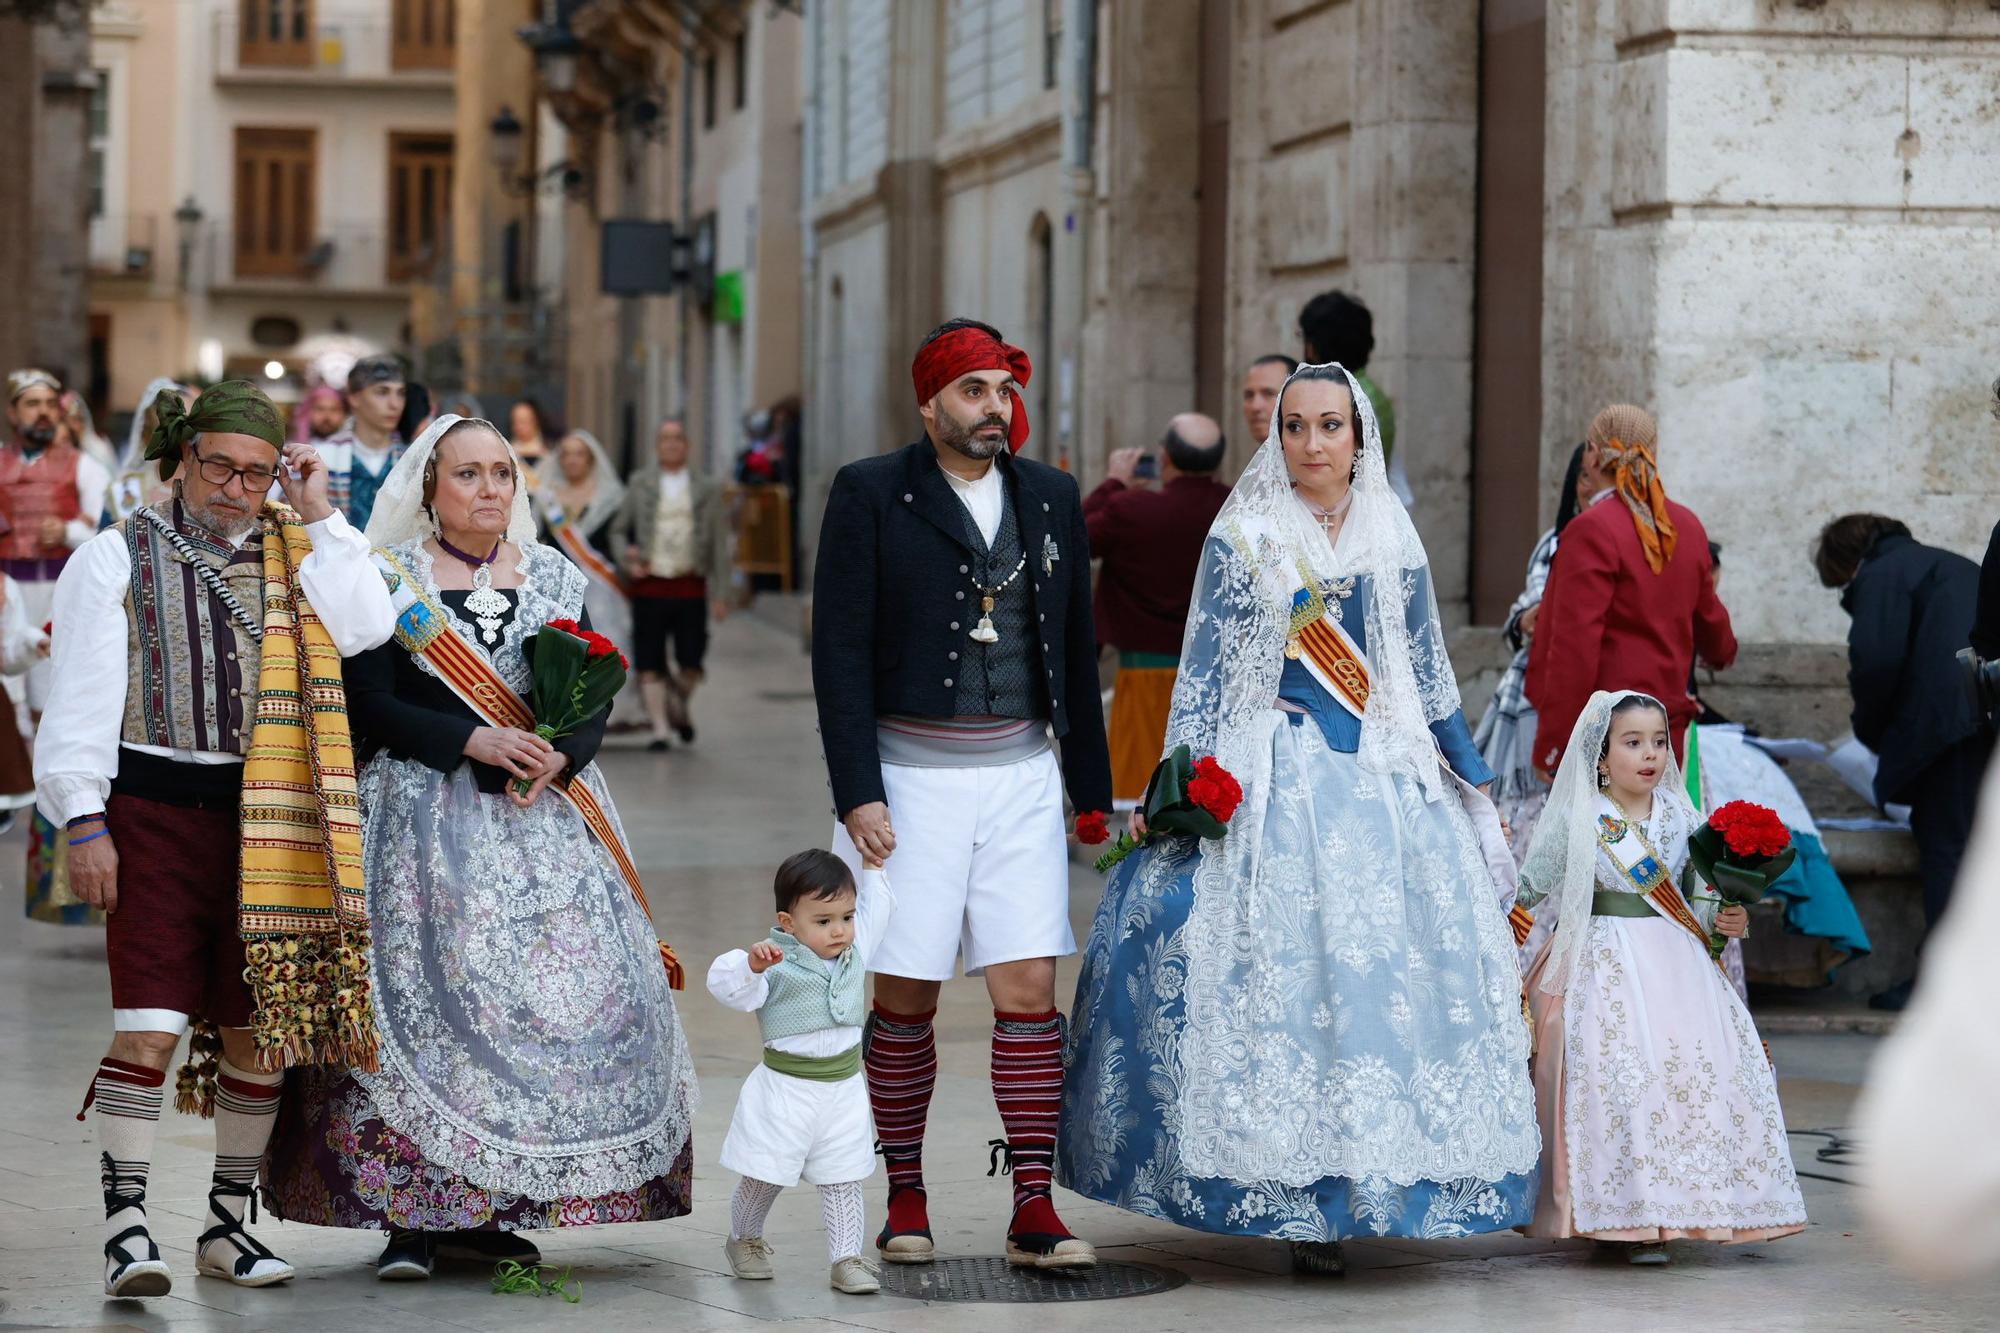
[832,749,1074,980]
[719,1065,875,1189]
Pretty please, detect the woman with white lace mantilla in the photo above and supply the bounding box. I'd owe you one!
[1057,364,1540,1274]
[263,415,698,1279]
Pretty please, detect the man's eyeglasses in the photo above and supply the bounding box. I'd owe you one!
[190,445,281,492]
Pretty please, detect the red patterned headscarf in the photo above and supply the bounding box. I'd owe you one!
[911,327,1033,453]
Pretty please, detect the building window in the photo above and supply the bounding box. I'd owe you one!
[733,30,747,111]
[392,0,455,71]
[233,126,317,277]
[87,67,109,219]
[1043,0,1061,91]
[239,0,314,68]
[703,51,717,128]
[387,132,454,281]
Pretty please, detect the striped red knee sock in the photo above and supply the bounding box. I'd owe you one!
[991,1009,1064,1217]
[865,1003,937,1235]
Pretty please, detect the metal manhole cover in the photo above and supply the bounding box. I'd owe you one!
[878,1257,1186,1303]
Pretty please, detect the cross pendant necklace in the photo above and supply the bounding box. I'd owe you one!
[967,552,1028,645]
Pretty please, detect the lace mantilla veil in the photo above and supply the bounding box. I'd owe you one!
[1149,362,1533,1188]
[538,428,627,534]
[365,413,540,549]
[1518,689,1694,996]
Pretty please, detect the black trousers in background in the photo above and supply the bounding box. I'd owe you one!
[632,595,710,676]
[1904,730,1993,930]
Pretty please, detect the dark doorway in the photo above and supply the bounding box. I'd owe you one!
[1470,0,1547,624]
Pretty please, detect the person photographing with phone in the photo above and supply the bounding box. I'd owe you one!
[1084,412,1232,807]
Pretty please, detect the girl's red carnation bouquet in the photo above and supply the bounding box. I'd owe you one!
[1688,799,1796,959]
[516,618,628,794]
[1086,745,1244,873]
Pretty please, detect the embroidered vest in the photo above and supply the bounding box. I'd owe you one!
[121,504,264,756]
[0,443,82,562]
[954,488,1042,720]
[754,928,866,1045]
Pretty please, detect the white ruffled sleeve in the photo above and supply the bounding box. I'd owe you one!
[298,511,397,656]
[34,532,131,824]
[706,949,770,1013]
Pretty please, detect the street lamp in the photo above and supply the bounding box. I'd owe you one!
[489,105,525,179]
[517,20,583,95]
[173,195,203,290]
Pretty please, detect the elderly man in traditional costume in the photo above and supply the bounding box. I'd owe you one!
[812,317,1113,1270]
[312,355,407,529]
[4,368,112,713]
[37,380,385,1298]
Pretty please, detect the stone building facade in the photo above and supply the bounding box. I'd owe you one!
[800,0,2000,665]
[0,7,93,391]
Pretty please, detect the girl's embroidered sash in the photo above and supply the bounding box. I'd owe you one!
[1286,582,1371,720]
[378,551,684,989]
[1597,814,1720,967]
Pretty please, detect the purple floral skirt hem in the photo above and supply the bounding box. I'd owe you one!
[261,1065,693,1230]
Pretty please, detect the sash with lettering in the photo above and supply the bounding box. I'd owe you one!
[544,499,630,603]
[377,551,685,989]
[1596,813,1722,969]
[1284,574,1370,719]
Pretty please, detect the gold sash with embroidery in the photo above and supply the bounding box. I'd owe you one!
[379,552,685,989]
[1285,576,1371,719]
[1596,813,1720,967]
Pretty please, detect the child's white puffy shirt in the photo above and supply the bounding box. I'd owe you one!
[705,865,895,1056]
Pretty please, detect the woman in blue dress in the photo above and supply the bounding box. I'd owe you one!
[1058,363,1539,1274]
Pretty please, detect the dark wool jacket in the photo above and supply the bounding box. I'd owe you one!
[810,440,1113,819]
[1841,531,1985,806]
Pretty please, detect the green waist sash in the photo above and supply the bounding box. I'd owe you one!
[1591,890,1663,919]
[762,1044,862,1082]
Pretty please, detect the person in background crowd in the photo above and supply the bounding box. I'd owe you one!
[2,369,110,716]
[1084,412,1231,807]
[538,429,635,727]
[0,572,48,849]
[438,391,485,422]
[59,390,118,475]
[395,382,433,445]
[313,356,407,530]
[291,385,347,444]
[1527,403,1734,774]
[508,397,553,479]
[1814,513,1990,1011]
[620,418,729,750]
[1298,290,1405,503]
[1476,443,1590,869]
[1239,353,1295,450]
[106,379,193,523]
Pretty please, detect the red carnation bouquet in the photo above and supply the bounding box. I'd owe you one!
[1688,799,1796,959]
[1090,745,1244,873]
[515,618,629,795]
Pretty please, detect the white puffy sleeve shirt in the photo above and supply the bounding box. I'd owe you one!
[34,510,394,825]
[706,866,897,1056]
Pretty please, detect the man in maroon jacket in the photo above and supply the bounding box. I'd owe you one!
[1527,404,1736,776]
[1085,412,1232,804]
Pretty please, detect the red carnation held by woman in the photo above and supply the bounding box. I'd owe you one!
[546,618,583,636]
[1708,800,1791,861]
[1187,757,1244,823]
[1074,810,1111,845]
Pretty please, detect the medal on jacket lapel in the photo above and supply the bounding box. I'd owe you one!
[968,552,1027,645]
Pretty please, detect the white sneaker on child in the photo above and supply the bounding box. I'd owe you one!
[829,1255,881,1294]
[725,1236,775,1280]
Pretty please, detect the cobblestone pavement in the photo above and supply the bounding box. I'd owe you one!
[0,613,1990,1330]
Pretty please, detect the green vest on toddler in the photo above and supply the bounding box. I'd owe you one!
[755,927,867,1046]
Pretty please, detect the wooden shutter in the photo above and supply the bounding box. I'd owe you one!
[233,127,317,278]
[239,0,313,69]
[387,132,454,282]
[392,0,455,71]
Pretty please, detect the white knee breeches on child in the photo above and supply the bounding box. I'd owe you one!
[720,1066,875,1188]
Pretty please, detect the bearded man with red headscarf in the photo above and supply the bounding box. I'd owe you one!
[811,318,1111,1272]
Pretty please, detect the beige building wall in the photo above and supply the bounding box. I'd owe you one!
[1542,0,2000,645]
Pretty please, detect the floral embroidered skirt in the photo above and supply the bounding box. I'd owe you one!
[262,1065,693,1231]
[1058,718,1539,1242]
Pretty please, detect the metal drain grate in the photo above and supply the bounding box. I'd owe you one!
[877,1257,1187,1303]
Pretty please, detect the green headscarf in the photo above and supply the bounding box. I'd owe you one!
[147,379,286,479]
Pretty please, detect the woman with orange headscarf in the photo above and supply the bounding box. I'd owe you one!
[1526,404,1737,774]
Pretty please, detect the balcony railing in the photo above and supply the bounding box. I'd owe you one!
[198,219,444,292]
[88,213,159,279]
[212,9,455,84]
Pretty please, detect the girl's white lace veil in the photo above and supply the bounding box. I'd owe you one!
[541,428,626,534]
[365,413,539,549]
[1519,689,1693,995]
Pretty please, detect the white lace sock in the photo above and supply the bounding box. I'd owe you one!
[819,1181,865,1262]
[730,1177,783,1241]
